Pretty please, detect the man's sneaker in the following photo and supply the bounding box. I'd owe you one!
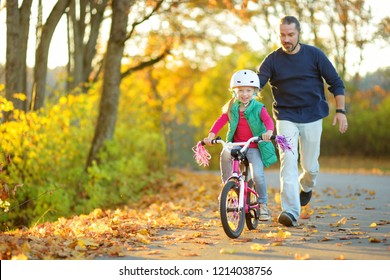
[300,190,312,206]
[259,204,271,221]
[277,211,298,227]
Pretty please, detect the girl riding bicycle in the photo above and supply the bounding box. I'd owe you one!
[203,69,277,221]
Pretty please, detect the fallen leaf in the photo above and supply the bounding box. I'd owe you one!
[336,217,348,227]
[319,237,334,242]
[300,206,314,219]
[294,253,310,260]
[250,244,268,251]
[369,238,381,243]
[220,248,236,254]
[335,255,346,260]
[182,252,200,257]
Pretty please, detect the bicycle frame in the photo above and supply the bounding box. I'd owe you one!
[213,136,262,214]
[194,134,290,238]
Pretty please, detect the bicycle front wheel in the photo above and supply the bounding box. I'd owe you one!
[219,180,245,239]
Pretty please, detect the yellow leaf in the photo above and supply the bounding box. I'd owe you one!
[12,93,27,101]
[250,244,268,251]
[335,255,346,260]
[277,229,291,239]
[336,217,348,227]
[294,253,310,260]
[11,253,28,260]
[137,228,149,235]
[77,239,86,249]
[193,232,202,238]
[369,222,377,228]
[220,248,236,254]
[274,193,281,204]
[300,206,314,219]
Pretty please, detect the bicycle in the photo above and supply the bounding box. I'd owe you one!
[193,135,292,239]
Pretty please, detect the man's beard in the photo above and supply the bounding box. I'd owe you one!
[283,40,300,53]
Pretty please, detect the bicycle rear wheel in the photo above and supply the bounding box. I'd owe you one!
[219,180,245,239]
[245,199,259,230]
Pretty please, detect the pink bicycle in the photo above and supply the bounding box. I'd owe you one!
[194,135,291,238]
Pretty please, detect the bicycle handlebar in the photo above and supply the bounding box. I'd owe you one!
[194,135,291,167]
[201,135,276,153]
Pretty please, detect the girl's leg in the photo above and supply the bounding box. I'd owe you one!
[220,148,232,183]
[246,148,267,204]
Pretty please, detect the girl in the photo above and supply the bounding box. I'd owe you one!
[203,69,277,221]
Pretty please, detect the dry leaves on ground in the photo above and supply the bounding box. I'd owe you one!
[1,169,389,260]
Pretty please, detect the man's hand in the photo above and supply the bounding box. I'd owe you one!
[333,113,348,134]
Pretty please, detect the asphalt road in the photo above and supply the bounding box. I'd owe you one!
[106,171,390,260]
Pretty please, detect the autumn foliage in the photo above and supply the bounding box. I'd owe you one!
[0,84,166,230]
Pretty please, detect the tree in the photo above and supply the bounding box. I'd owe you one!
[86,0,172,169]
[86,0,132,168]
[67,0,108,92]
[4,0,32,119]
[31,0,70,110]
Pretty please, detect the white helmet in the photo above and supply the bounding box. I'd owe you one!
[230,69,260,89]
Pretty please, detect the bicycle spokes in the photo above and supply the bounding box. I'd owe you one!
[226,192,240,229]
[220,181,245,238]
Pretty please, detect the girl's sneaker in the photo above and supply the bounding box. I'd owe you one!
[259,204,271,221]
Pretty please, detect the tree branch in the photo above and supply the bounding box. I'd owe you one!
[120,48,170,79]
[125,0,165,42]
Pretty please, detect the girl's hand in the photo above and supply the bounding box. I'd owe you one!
[203,132,216,146]
[261,130,273,141]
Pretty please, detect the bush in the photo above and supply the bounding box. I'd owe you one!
[0,91,167,230]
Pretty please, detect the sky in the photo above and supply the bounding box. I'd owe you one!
[0,0,388,75]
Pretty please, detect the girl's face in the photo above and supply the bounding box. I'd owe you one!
[234,86,256,104]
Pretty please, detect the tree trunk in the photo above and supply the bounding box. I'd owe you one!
[31,0,70,111]
[82,0,108,88]
[5,0,33,119]
[67,0,108,92]
[86,0,132,169]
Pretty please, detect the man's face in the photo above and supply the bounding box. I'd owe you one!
[279,23,300,53]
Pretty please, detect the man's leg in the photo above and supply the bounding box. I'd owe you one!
[277,120,300,222]
[298,120,322,198]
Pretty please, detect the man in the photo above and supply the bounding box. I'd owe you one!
[257,15,348,227]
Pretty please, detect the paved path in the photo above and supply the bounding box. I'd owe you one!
[107,171,390,260]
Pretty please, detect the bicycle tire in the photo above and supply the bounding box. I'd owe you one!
[245,197,259,230]
[219,180,245,239]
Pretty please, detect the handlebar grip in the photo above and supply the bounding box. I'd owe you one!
[200,136,221,146]
[258,135,276,141]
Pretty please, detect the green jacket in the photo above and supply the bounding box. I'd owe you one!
[226,100,277,167]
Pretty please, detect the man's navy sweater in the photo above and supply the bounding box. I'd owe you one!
[258,44,345,123]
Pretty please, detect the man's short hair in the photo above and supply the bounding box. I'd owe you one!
[280,16,301,33]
